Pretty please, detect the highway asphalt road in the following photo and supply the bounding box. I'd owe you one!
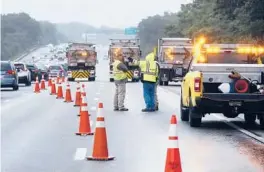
[1,49,264,172]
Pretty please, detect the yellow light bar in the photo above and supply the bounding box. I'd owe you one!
[237,47,264,54]
[206,47,220,53]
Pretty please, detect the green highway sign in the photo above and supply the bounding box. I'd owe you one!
[124,27,138,35]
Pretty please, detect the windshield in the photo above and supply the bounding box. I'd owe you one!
[14,63,25,70]
[110,47,140,60]
[1,62,12,71]
[198,52,260,64]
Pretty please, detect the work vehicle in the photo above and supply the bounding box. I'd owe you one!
[66,43,97,81]
[157,38,193,86]
[35,63,49,80]
[14,62,31,86]
[48,65,66,78]
[108,39,141,82]
[181,42,264,128]
[1,61,19,90]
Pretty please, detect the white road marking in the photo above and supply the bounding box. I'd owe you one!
[74,148,87,160]
[213,114,264,143]
[96,92,100,95]
[94,97,99,101]
[90,106,96,111]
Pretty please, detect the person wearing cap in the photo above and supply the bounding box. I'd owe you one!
[112,53,129,111]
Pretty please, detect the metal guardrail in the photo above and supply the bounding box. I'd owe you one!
[13,46,40,62]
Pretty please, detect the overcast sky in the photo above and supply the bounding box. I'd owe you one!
[1,0,191,28]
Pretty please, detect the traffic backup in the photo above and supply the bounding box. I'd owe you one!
[180,39,264,128]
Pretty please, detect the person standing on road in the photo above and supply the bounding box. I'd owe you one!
[128,52,159,112]
[112,53,129,111]
[154,56,160,111]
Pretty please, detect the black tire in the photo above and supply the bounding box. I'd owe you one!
[164,81,169,86]
[110,78,114,82]
[89,77,95,81]
[13,85,19,91]
[259,115,264,129]
[244,114,256,126]
[25,78,31,86]
[189,96,202,127]
[159,81,163,85]
[68,78,74,82]
[180,96,189,121]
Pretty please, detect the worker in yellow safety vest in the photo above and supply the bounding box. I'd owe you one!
[128,51,160,112]
[112,53,129,111]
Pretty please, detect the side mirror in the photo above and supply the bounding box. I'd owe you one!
[16,68,20,72]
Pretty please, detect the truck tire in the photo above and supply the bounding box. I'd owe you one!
[244,113,256,126]
[164,81,169,86]
[89,77,95,81]
[110,78,114,82]
[259,115,264,129]
[189,96,202,127]
[68,78,74,82]
[180,96,189,121]
[159,81,163,85]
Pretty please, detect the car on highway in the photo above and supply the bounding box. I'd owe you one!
[35,63,49,80]
[48,64,66,78]
[14,62,31,86]
[26,64,41,81]
[1,61,19,90]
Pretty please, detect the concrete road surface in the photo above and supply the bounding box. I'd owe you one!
[1,55,264,172]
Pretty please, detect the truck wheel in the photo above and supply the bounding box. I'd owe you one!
[159,81,163,85]
[180,96,189,121]
[89,77,95,81]
[259,115,264,129]
[244,113,257,126]
[189,97,202,127]
[164,81,169,86]
[110,78,114,82]
[68,78,74,82]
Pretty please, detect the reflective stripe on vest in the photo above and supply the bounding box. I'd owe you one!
[113,60,127,80]
[142,60,157,82]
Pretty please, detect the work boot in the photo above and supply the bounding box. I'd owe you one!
[114,107,119,111]
[119,108,128,111]
[155,106,159,111]
[142,108,155,112]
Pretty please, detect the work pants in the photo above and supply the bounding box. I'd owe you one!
[114,82,126,109]
[143,82,156,110]
[155,83,159,107]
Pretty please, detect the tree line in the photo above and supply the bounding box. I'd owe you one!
[1,12,67,60]
[137,0,264,56]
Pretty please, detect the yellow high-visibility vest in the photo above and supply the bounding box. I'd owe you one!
[113,60,127,80]
[141,60,157,82]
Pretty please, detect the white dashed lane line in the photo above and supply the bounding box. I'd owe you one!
[94,98,99,101]
[74,148,87,160]
[90,106,96,111]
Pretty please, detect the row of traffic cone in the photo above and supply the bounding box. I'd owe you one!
[33,75,183,170]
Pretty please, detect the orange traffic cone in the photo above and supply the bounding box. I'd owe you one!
[40,74,46,90]
[48,74,52,87]
[50,79,56,95]
[34,76,40,93]
[56,81,64,99]
[61,73,65,83]
[74,82,81,107]
[87,102,115,161]
[77,88,91,116]
[56,73,60,84]
[64,82,73,102]
[76,95,94,136]
[81,84,86,96]
[164,115,182,172]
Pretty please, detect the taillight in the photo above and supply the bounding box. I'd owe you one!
[7,70,15,75]
[194,77,201,92]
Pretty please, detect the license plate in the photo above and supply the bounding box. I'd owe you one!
[229,101,242,106]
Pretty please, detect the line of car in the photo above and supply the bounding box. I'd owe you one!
[1,61,68,91]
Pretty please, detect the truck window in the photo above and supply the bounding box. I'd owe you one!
[200,52,259,64]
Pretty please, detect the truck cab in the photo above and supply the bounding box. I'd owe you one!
[157,38,193,86]
[108,39,141,82]
[181,43,264,128]
[66,43,97,82]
